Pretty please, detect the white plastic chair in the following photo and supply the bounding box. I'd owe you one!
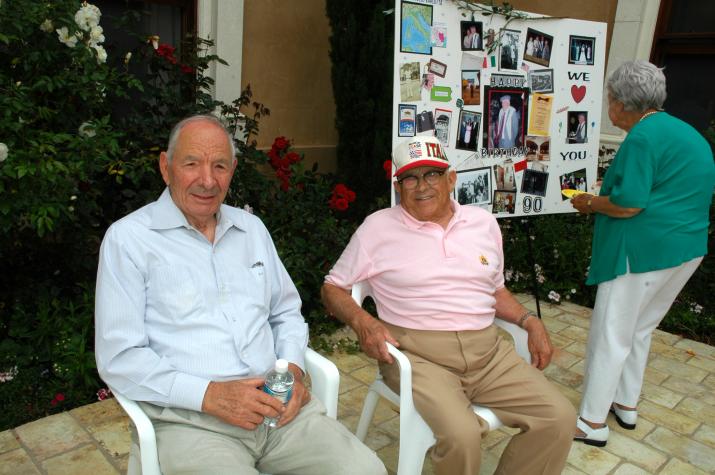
[110,347,340,475]
[351,280,531,475]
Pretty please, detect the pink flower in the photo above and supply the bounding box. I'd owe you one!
[97,388,112,401]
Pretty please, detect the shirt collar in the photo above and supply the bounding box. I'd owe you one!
[398,199,465,230]
[149,188,246,234]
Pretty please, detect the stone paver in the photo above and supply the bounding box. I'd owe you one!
[41,444,117,475]
[645,427,715,473]
[14,413,91,461]
[0,430,20,454]
[3,296,714,475]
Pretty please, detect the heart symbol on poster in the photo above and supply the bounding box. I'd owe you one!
[571,85,586,103]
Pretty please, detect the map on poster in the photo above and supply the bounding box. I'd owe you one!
[391,0,607,218]
[400,2,433,55]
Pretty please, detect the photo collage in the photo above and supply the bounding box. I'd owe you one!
[395,1,605,217]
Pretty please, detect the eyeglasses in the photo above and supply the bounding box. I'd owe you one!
[397,170,446,189]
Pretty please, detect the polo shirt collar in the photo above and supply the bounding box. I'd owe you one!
[398,199,466,230]
[149,187,246,234]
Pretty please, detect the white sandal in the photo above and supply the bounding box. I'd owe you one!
[610,404,637,430]
[574,417,609,447]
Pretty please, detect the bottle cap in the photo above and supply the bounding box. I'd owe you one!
[275,359,289,373]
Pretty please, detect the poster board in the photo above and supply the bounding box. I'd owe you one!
[392,0,607,217]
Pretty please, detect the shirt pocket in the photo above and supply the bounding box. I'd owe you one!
[147,265,204,321]
[228,265,270,318]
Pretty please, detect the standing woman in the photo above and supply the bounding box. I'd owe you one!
[571,60,715,446]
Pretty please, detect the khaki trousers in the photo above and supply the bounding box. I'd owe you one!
[379,322,575,475]
[128,398,386,475]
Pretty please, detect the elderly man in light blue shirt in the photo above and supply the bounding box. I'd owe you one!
[95,114,385,475]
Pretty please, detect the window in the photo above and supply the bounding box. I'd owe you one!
[650,0,715,131]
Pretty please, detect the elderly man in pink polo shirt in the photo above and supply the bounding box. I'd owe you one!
[321,136,574,475]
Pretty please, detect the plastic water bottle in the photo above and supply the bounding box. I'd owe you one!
[262,359,294,428]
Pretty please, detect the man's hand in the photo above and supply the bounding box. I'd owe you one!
[276,363,311,427]
[202,378,284,430]
[354,317,400,364]
[523,316,553,370]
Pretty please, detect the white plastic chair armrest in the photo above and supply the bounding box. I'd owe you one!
[304,347,340,419]
[493,318,531,364]
[384,342,421,414]
[110,387,161,475]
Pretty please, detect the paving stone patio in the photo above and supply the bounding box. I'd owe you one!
[2,296,714,474]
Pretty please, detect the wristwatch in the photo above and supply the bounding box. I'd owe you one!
[518,311,537,328]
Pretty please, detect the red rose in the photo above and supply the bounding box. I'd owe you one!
[156,44,177,64]
[334,197,349,211]
[285,152,301,164]
[55,393,65,402]
[273,136,290,151]
[346,190,356,202]
[279,178,290,191]
[180,64,194,74]
[333,184,349,196]
[383,160,392,179]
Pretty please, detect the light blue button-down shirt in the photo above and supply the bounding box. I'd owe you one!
[95,189,308,411]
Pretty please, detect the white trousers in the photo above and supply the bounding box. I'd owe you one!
[580,257,702,423]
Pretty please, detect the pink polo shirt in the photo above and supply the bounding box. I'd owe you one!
[325,200,505,331]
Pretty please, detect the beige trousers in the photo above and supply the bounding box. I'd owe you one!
[129,397,386,475]
[380,322,575,475]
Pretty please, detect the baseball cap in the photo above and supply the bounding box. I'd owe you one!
[392,136,450,177]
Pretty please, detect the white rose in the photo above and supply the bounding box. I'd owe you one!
[78,122,96,138]
[56,27,78,48]
[74,4,101,31]
[40,19,54,33]
[124,52,132,64]
[89,25,104,46]
[0,143,8,162]
[93,45,107,64]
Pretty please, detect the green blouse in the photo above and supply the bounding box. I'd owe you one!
[587,112,715,285]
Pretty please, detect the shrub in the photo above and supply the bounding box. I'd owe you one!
[0,0,357,429]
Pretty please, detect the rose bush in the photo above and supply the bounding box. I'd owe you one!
[0,0,358,429]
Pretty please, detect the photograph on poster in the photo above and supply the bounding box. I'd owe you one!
[520,169,549,197]
[560,168,587,200]
[428,58,447,77]
[422,70,435,90]
[568,35,595,65]
[398,104,417,137]
[484,86,529,150]
[485,28,496,50]
[529,69,554,93]
[434,108,452,146]
[416,110,435,133]
[499,29,520,71]
[456,110,481,151]
[456,167,491,205]
[530,161,549,173]
[400,62,421,101]
[493,162,517,191]
[461,70,481,105]
[523,28,553,67]
[431,22,447,48]
[400,1,433,55]
[567,111,588,144]
[525,136,550,161]
[492,190,516,214]
[460,21,483,51]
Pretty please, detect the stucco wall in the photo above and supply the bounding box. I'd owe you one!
[241,0,337,171]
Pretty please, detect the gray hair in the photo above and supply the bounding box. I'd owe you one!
[166,114,237,162]
[607,60,667,112]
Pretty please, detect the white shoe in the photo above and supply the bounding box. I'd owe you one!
[574,417,609,447]
[610,404,637,430]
